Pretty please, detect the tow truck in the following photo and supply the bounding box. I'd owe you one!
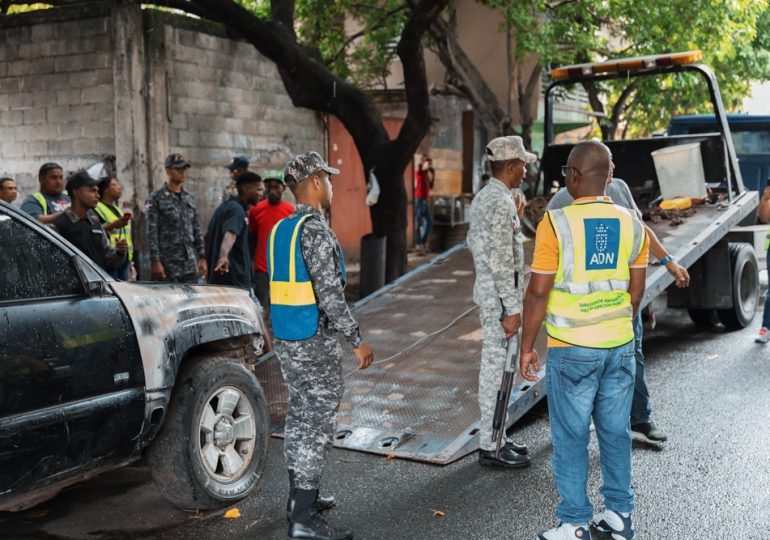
[273,51,760,465]
[541,50,761,329]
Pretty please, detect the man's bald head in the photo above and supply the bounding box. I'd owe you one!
[568,140,612,182]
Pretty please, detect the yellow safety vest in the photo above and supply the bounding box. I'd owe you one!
[765,225,770,251]
[545,200,646,348]
[93,201,133,262]
[32,191,69,215]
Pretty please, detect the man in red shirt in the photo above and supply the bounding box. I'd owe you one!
[414,156,434,253]
[249,169,294,316]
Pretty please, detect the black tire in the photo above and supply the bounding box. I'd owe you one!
[146,355,269,510]
[688,308,719,328]
[717,242,760,330]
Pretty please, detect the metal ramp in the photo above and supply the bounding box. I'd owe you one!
[256,243,547,465]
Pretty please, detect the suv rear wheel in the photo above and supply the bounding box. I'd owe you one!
[147,355,269,510]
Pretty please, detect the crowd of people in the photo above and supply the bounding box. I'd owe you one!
[0,152,304,316]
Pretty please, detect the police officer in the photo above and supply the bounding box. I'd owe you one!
[269,151,373,540]
[521,141,648,540]
[146,153,207,283]
[52,171,127,272]
[467,136,535,469]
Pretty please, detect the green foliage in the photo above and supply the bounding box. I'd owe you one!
[485,0,770,137]
[236,0,407,88]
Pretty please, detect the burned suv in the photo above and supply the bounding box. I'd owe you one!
[0,201,270,511]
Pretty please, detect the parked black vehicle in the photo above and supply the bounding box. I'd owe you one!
[0,201,270,511]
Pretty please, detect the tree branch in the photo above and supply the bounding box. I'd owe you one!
[394,0,450,161]
[328,5,408,66]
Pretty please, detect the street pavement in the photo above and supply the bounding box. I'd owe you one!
[3,300,770,540]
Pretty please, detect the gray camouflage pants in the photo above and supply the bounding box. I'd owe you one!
[275,328,344,490]
[478,309,515,451]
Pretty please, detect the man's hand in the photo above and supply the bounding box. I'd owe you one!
[197,258,208,280]
[215,257,229,274]
[763,185,770,202]
[354,342,374,369]
[520,349,540,382]
[666,260,690,288]
[115,239,128,255]
[514,193,525,219]
[151,261,166,281]
[501,313,521,338]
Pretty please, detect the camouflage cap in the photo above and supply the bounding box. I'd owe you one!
[283,151,339,188]
[485,136,537,164]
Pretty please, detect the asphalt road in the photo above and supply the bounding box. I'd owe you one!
[3,300,770,540]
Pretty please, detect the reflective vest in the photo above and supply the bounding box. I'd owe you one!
[765,226,770,251]
[267,213,347,341]
[32,191,69,215]
[93,202,133,262]
[545,200,646,348]
[32,192,49,215]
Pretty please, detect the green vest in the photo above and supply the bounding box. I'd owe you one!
[93,201,133,261]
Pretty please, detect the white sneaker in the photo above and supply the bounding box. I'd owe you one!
[755,327,770,344]
[591,509,634,540]
[537,523,592,540]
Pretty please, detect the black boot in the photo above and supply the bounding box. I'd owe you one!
[288,488,352,540]
[504,440,529,456]
[478,447,530,469]
[287,471,335,520]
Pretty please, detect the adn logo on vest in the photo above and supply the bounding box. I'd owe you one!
[584,218,620,270]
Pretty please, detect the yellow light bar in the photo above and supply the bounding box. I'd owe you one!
[550,50,703,80]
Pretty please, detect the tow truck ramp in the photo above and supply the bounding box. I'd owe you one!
[256,243,547,465]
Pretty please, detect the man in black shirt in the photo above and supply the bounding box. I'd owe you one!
[207,171,263,290]
[52,171,127,273]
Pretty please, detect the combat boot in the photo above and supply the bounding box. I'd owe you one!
[288,488,352,540]
[287,470,336,521]
[504,440,529,455]
[478,446,530,469]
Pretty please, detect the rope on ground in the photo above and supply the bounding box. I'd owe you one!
[344,304,479,378]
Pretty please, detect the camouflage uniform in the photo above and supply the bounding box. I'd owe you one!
[468,178,525,450]
[274,202,362,491]
[468,135,536,452]
[146,184,205,283]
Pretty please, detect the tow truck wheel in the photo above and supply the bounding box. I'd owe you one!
[688,309,719,328]
[717,242,759,330]
[147,355,269,510]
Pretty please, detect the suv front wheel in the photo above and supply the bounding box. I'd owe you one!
[147,355,269,510]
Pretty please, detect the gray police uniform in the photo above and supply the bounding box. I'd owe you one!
[146,184,205,283]
[275,202,363,491]
[468,178,525,451]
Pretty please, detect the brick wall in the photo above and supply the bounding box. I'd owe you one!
[156,15,324,224]
[0,5,115,199]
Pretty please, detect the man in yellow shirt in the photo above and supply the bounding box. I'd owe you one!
[521,141,648,540]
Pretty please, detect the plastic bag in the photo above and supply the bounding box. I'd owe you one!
[366,168,380,206]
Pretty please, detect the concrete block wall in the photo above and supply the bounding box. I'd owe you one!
[159,18,325,225]
[0,6,115,199]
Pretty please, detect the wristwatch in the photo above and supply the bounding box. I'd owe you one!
[660,254,674,266]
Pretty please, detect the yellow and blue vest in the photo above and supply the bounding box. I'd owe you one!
[545,200,646,348]
[267,213,346,341]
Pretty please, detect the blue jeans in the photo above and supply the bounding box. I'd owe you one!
[546,342,636,524]
[414,198,432,245]
[630,314,652,425]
